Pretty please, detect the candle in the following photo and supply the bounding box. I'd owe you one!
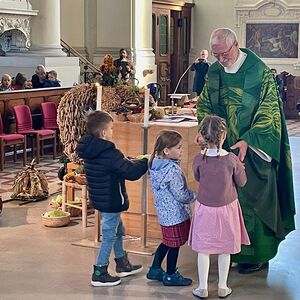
[96,85,102,111]
[143,88,150,128]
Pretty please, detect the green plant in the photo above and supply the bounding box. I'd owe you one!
[75,165,85,174]
[58,154,70,164]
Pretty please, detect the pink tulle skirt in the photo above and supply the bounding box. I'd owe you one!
[188,199,250,254]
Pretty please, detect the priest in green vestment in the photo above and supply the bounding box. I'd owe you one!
[195,28,295,274]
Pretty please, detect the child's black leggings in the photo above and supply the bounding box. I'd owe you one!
[151,243,180,275]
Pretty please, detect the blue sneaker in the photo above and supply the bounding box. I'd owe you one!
[162,270,192,286]
[146,267,165,281]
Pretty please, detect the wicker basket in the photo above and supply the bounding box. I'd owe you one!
[110,112,129,122]
[127,113,144,123]
[41,212,71,227]
[67,206,81,217]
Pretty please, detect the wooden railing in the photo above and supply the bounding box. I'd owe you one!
[60,39,102,83]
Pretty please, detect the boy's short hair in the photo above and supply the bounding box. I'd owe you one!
[48,70,58,79]
[86,110,113,137]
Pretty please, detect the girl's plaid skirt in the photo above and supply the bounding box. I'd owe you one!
[161,218,191,248]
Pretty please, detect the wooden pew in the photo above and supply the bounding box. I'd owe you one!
[0,87,71,133]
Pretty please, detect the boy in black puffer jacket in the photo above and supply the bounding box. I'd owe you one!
[77,111,148,287]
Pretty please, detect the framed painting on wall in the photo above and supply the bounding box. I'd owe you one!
[246,23,299,58]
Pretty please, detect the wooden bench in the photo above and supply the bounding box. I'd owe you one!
[0,87,72,133]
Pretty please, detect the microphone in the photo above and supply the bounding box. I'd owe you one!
[168,63,193,115]
[171,63,194,96]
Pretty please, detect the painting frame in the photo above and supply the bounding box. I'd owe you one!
[245,23,299,59]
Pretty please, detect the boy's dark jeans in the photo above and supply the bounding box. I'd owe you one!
[96,212,125,266]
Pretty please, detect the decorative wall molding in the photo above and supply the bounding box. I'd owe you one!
[0,2,38,55]
[235,0,300,69]
[0,14,31,52]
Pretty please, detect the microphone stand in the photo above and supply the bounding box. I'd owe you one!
[169,63,194,115]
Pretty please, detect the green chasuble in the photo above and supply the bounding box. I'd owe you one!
[196,48,295,263]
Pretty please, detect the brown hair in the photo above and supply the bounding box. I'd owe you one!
[86,110,113,137]
[199,115,227,151]
[48,70,58,79]
[15,73,27,86]
[149,130,182,168]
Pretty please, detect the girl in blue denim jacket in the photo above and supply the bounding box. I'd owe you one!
[146,130,196,286]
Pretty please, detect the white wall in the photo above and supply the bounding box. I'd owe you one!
[60,0,86,55]
[189,0,236,89]
[191,0,236,61]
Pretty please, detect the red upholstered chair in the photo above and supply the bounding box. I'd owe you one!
[0,114,26,171]
[13,105,57,164]
[40,102,59,130]
[40,102,61,152]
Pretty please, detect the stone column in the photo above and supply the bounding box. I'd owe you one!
[131,0,156,87]
[30,0,66,56]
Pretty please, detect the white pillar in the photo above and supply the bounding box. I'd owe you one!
[131,0,156,87]
[30,0,66,56]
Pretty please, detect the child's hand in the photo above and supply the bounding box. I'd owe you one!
[135,154,151,160]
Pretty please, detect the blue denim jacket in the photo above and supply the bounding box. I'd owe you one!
[149,158,196,226]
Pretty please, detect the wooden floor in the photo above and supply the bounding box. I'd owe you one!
[0,137,299,299]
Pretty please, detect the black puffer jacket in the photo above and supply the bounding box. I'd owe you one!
[77,135,148,212]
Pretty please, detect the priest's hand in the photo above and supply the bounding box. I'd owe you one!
[230,140,248,162]
[194,133,207,149]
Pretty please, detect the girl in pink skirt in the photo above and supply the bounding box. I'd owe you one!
[189,115,250,299]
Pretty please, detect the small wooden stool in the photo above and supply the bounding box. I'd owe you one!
[62,181,88,228]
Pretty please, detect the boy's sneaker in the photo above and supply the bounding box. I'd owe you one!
[162,270,192,286]
[146,266,165,281]
[115,252,143,277]
[91,265,121,287]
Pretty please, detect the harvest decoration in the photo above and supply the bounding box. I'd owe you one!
[57,81,164,163]
[11,159,48,201]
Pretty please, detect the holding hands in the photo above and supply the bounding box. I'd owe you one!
[194,131,248,163]
[230,140,248,162]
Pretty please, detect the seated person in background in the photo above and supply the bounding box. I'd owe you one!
[113,49,135,82]
[0,74,12,91]
[43,70,61,88]
[32,64,47,88]
[11,73,27,90]
[25,80,33,89]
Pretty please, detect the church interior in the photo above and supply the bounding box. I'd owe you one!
[0,0,300,299]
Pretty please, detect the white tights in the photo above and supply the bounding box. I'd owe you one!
[197,253,231,290]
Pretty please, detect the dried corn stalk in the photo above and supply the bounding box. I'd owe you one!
[57,84,121,162]
[57,84,96,163]
[11,159,48,199]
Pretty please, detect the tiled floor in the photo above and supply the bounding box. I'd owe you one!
[0,121,300,300]
[286,119,300,136]
[0,155,61,196]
